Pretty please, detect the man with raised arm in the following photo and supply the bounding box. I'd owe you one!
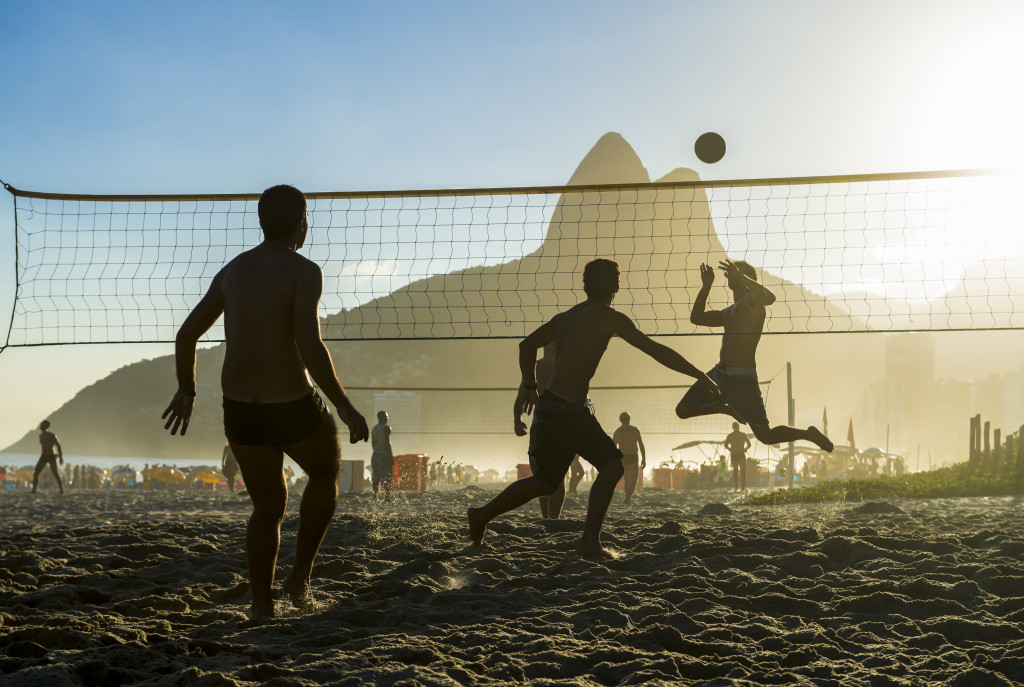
[161,184,369,619]
[32,420,64,494]
[676,260,833,453]
[468,258,720,557]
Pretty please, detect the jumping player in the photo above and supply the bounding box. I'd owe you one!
[676,260,833,453]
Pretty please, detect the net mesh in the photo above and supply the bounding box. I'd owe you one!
[3,170,1021,348]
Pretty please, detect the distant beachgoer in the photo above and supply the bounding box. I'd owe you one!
[32,420,64,495]
[567,456,585,495]
[676,260,833,454]
[717,454,728,489]
[723,422,751,491]
[612,412,645,507]
[162,184,368,618]
[371,411,394,502]
[468,259,720,557]
[222,443,240,492]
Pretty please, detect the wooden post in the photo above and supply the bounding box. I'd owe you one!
[984,420,991,461]
[969,416,978,463]
[1018,425,1024,490]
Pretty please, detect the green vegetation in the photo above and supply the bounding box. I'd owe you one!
[744,454,1023,506]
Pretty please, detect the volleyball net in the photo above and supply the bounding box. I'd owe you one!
[2,169,1020,349]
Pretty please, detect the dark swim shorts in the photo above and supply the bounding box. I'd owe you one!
[679,363,770,427]
[223,389,333,446]
[528,391,622,490]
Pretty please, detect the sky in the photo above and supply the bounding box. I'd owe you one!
[1,0,1022,450]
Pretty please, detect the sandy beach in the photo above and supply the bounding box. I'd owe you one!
[1,486,1023,686]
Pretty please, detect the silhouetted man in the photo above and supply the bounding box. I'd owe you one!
[468,258,720,557]
[32,420,64,494]
[677,260,833,453]
[222,442,240,492]
[371,410,394,502]
[723,422,751,491]
[162,184,369,618]
[612,412,645,507]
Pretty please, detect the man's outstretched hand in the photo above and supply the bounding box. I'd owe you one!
[162,390,195,436]
[699,374,722,403]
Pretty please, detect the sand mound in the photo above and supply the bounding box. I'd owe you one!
[852,500,905,515]
[698,502,733,516]
[1,488,1022,685]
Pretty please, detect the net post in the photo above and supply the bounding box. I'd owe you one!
[0,185,17,356]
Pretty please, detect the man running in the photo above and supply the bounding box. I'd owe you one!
[162,184,369,618]
[676,260,833,453]
[612,412,645,507]
[723,422,751,491]
[371,410,394,502]
[468,258,720,557]
[32,420,64,494]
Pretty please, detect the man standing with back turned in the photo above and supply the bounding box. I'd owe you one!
[468,259,720,557]
[162,184,369,618]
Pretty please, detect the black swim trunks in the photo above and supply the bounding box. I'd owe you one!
[223,389,332,446]
[528,391,622,490]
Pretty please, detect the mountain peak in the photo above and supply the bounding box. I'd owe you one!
[566,132,650,186]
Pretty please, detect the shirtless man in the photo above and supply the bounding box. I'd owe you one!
[676,260,833,454]
[370,411,394,502]
[723,422,751,490]
[612,412,645,507]
[468,258,720,557]
[162,184,369,618]
[222,442,240,492]
[32,420,64,494]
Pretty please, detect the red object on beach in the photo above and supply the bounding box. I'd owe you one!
[393,454,429,491]
[651,468,673,489]
[671,469,688,490]
[516,463,533,481]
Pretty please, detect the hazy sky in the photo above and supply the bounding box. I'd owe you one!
[1,0,1022,449]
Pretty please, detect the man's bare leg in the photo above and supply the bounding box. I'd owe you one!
[468,476,554,545]
[568,465,584,495]
[676,401,746,425]
[752,424,834,452]
[623,462,638,506]
[547,483,566,519]
[280,419,342,607]
[231,444,287,618]
[578,459,624,558]
[49,462,64,494]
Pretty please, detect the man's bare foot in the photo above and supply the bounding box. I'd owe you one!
[807,426,834,452]
[250,600,275,619]
[280,575,314,610]
[467,507,487,545]
[624,498,632,508]
[576,540,614,559]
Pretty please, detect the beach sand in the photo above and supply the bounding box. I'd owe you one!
[1,486,1023,686]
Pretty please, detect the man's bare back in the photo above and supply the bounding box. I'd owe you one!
[544,301,618,403]
[219,243,320,403]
